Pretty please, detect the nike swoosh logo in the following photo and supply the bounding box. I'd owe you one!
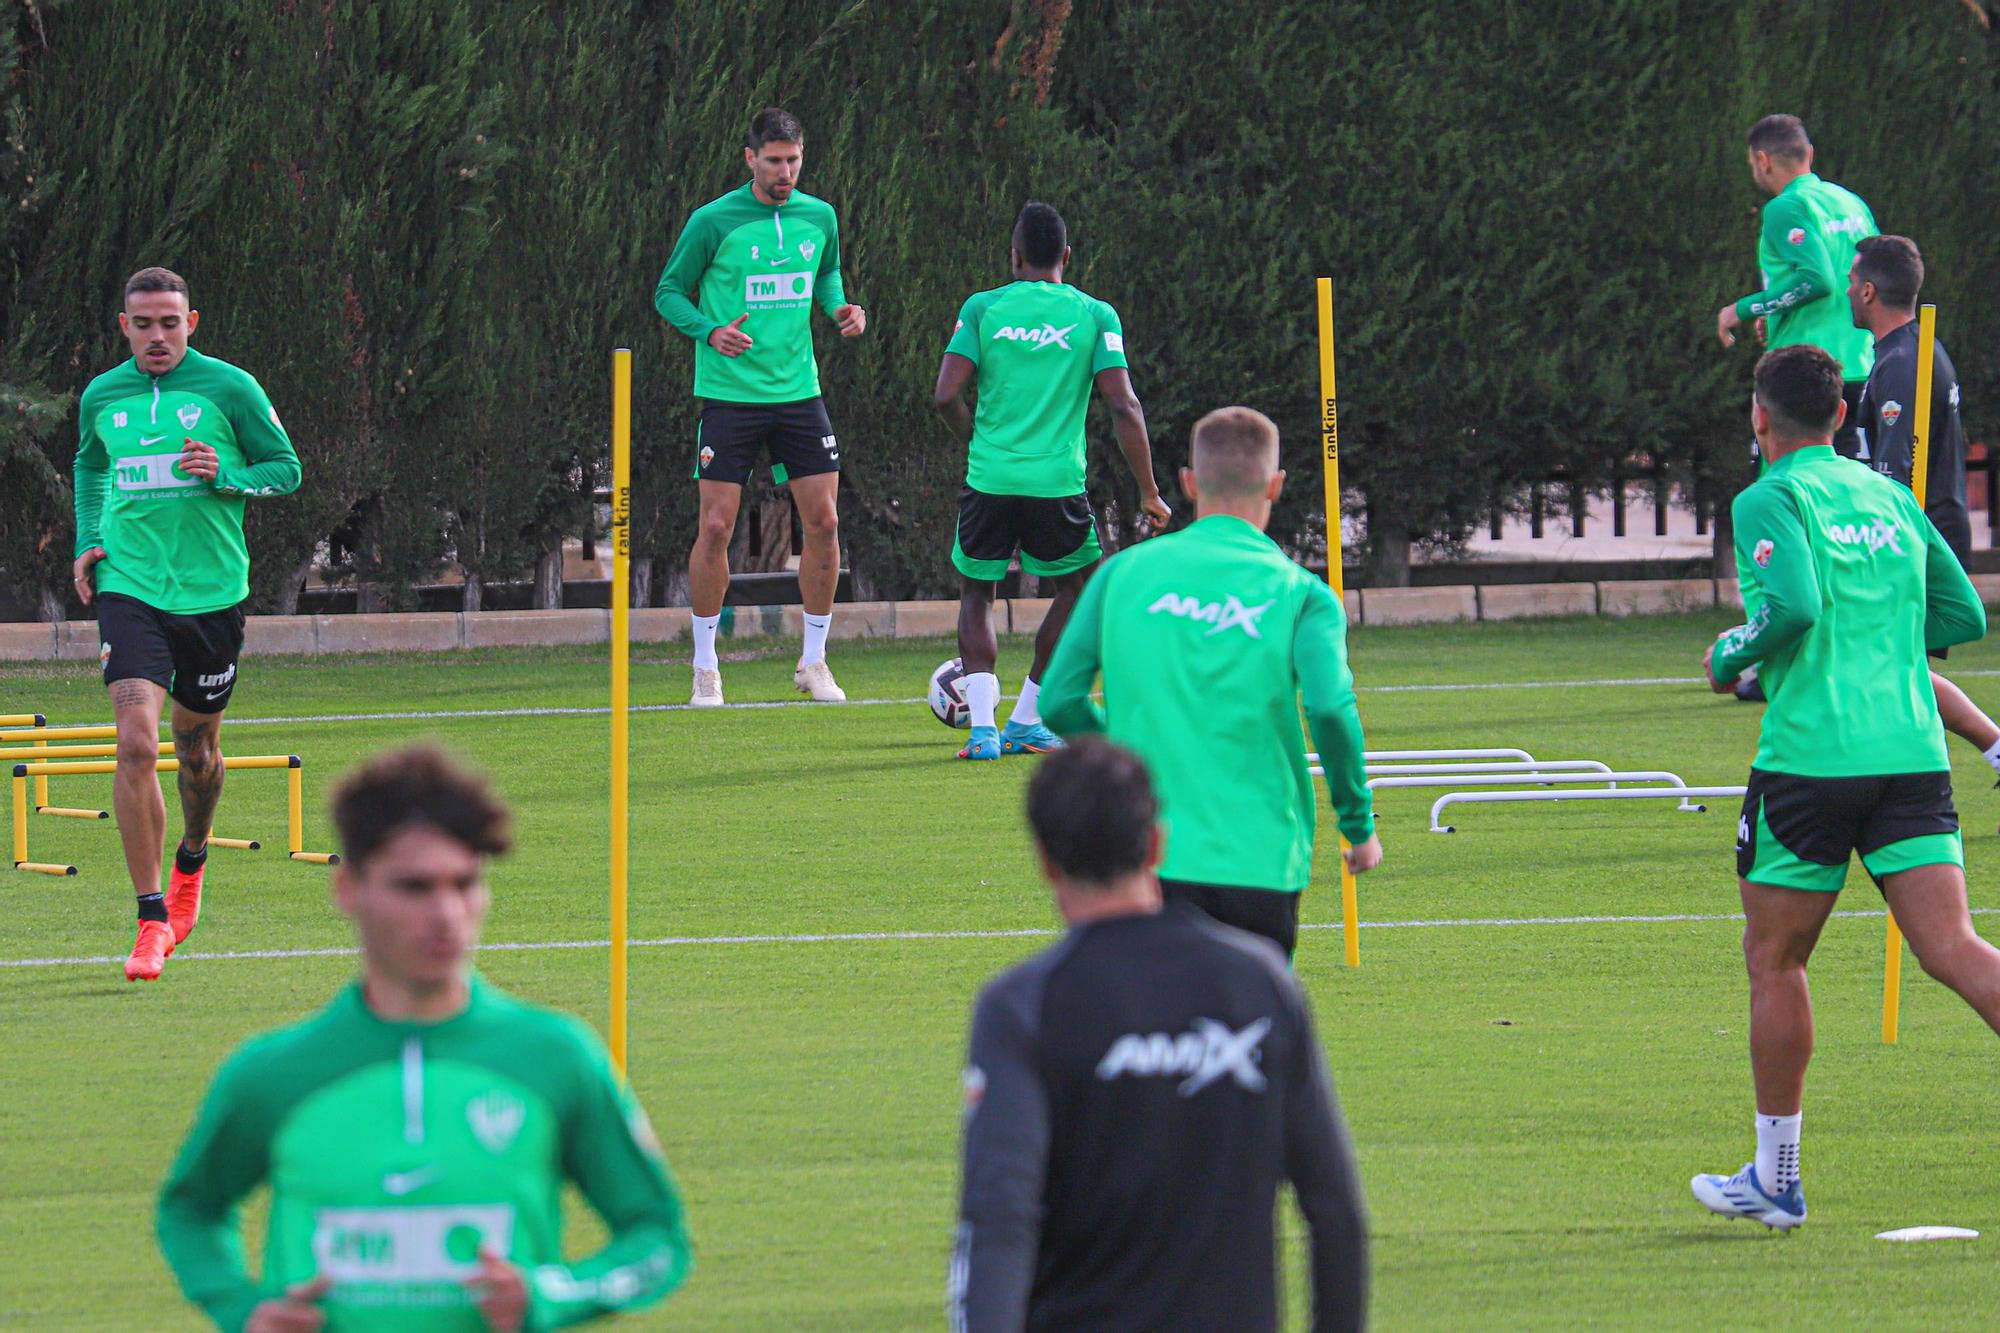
[139,435,168,447]
[382,1165,442,1196]
[203,690,228,701]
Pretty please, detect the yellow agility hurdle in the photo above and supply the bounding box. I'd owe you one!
[11,755,339,876]
[0,725,147,819]
[0,713,45,728]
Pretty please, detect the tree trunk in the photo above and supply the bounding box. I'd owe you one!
[36,585,64,623]
[534,548,563,609]
[1363,500,1412,586]
[1711,503,1734,581]
[356,582,388,614]
[660,564,691,608]
[749,492,793,573]
[461,572,483,612]
[630,557,654,609]
[273,556,313,616]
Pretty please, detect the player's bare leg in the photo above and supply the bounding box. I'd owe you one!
[110,677,172,979]
[1737,878,1838,1116]
[1931,672,2000,831]
[165,701,225,951]
[1001,564,1097,757]
[1882,861,2000,1035]
[956,577,1003,760]
[687,480,742,706]
[1028,565,1094,680]
[789,471,845,701]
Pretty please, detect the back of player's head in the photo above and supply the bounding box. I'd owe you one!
[1854,234,1924,310]
[1747,114,1811,162]
[1026,737,1158,885]
[332,746,512,869]
[1753,345,1843,441]
[1190,406,1281,499]
[124,266,188,304]
[747,107,804,150]
[1014,202,1067,269]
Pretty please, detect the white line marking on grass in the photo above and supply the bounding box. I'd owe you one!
[7,909,1992,970]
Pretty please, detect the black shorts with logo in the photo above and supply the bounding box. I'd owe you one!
[694,398,840,486]
[1736,767,1961,892]
[96,592,246,714]
[1161,880,1303,959]
[951,487,1103,581]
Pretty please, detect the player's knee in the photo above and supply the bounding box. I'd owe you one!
[800,506,839,543]
[116,730,160,769]
[695,512,735,549]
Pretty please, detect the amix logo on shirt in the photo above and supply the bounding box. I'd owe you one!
[1825,519,1903,555]
[1094,1018,1273,1097]
[1146,592,1273,639]
[992,322,1076,349]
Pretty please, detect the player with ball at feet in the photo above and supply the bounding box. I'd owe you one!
[933,202,1169,761]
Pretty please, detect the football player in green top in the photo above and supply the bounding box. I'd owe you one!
[655,108,867,708]
[933,203,1170,761]
[71,267,302,983]
[158,747,692,1331]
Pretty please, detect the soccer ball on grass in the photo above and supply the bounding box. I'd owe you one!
[929,658,971,729]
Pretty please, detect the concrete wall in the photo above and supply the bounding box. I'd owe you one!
[5,577,1994,660]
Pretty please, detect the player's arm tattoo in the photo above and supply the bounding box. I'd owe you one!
[173,722,225,847]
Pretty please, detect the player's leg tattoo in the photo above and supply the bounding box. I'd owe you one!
[170,705,226,853]
[109,678,167,897]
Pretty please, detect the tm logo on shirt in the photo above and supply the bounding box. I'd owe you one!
[1825,519,1903,556]
[992,322,1075,350]
[1147,592,1273,639]
[1095,1017,1272,1097]
[745,272,813,305]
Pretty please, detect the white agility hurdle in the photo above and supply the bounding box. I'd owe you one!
[1429,785,1747,833]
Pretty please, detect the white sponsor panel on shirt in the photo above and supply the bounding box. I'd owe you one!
[745,272,814,305]
[113,452,203,491]
[312,1203,515,1283]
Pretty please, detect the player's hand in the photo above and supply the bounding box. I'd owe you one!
[835,304,867,338]
[465,1247,528,1332]
[179,437,220,482]
[1137,489,1172,533]
[245,1276,331,1332]
[1343,834,1383,876]
[708,314,753,358]
[1753,315,1768,347]
[1716,304,1743,349]
[71,546,106,606]
[1703,642,1734,694]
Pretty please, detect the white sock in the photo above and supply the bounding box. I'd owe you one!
[801,612,832,666]
[965,672,1000,731]
[1009,676,1042,728]
[1755,1111,1802,1193]
[692,614,721,671]
[1982,737,2000,776]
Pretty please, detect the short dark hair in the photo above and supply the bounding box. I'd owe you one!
[1014,201,1067,269]
[124,267,189,304]
[1754,344,1844,440]
[332,746,512,869]
[747,107,804,151]
[1191,406,1281,498]
[1747,114,1811,162]
[1854,234,1924,309]
[1026,736,1158,885]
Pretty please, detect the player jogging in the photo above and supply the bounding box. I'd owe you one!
[71,267,301,983]
[949,738,1367,1331]
[1040,407,1381,958]
[1716,114,1878,456]
[1695,346,2000,1231]
[932,201,1170,761]
[157,747,693,1330]
[1847,234,2000,808]
[655,107,866,707]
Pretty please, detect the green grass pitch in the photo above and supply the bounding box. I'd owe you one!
[4,611,1999,1329]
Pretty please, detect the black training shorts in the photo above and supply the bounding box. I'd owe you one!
[1160,880,1303,959]
[96,592,246,714]
[951,487,1102,582]
[694,398,840,486]
[1736,767,1960,893]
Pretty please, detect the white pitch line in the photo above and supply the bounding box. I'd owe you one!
[7,907,1992,971]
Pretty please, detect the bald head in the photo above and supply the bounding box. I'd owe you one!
[1190,407,1281,499]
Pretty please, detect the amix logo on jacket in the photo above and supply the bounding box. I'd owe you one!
[1146,592,1273,639]
[1825,519,1903,556]
[1094,1017,1272,1097]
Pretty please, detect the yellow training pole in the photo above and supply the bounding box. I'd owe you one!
[1883,303,1939,1044]
[1317,278,1360,969]
[0,713,45,727]
[610,348,633,1076]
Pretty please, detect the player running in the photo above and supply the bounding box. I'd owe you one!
[157,747,693,1329]
[950,738,1367,1331]
[71,267,301,983]
[1695,346,2000,1231]
[1716,114,1878,456]
[1847,234,2000,805]
[1040,407,1380,958]
[932,201,1169,761]
[655,107,866,708]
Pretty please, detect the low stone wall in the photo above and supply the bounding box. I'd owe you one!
[4,575,1999,660]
